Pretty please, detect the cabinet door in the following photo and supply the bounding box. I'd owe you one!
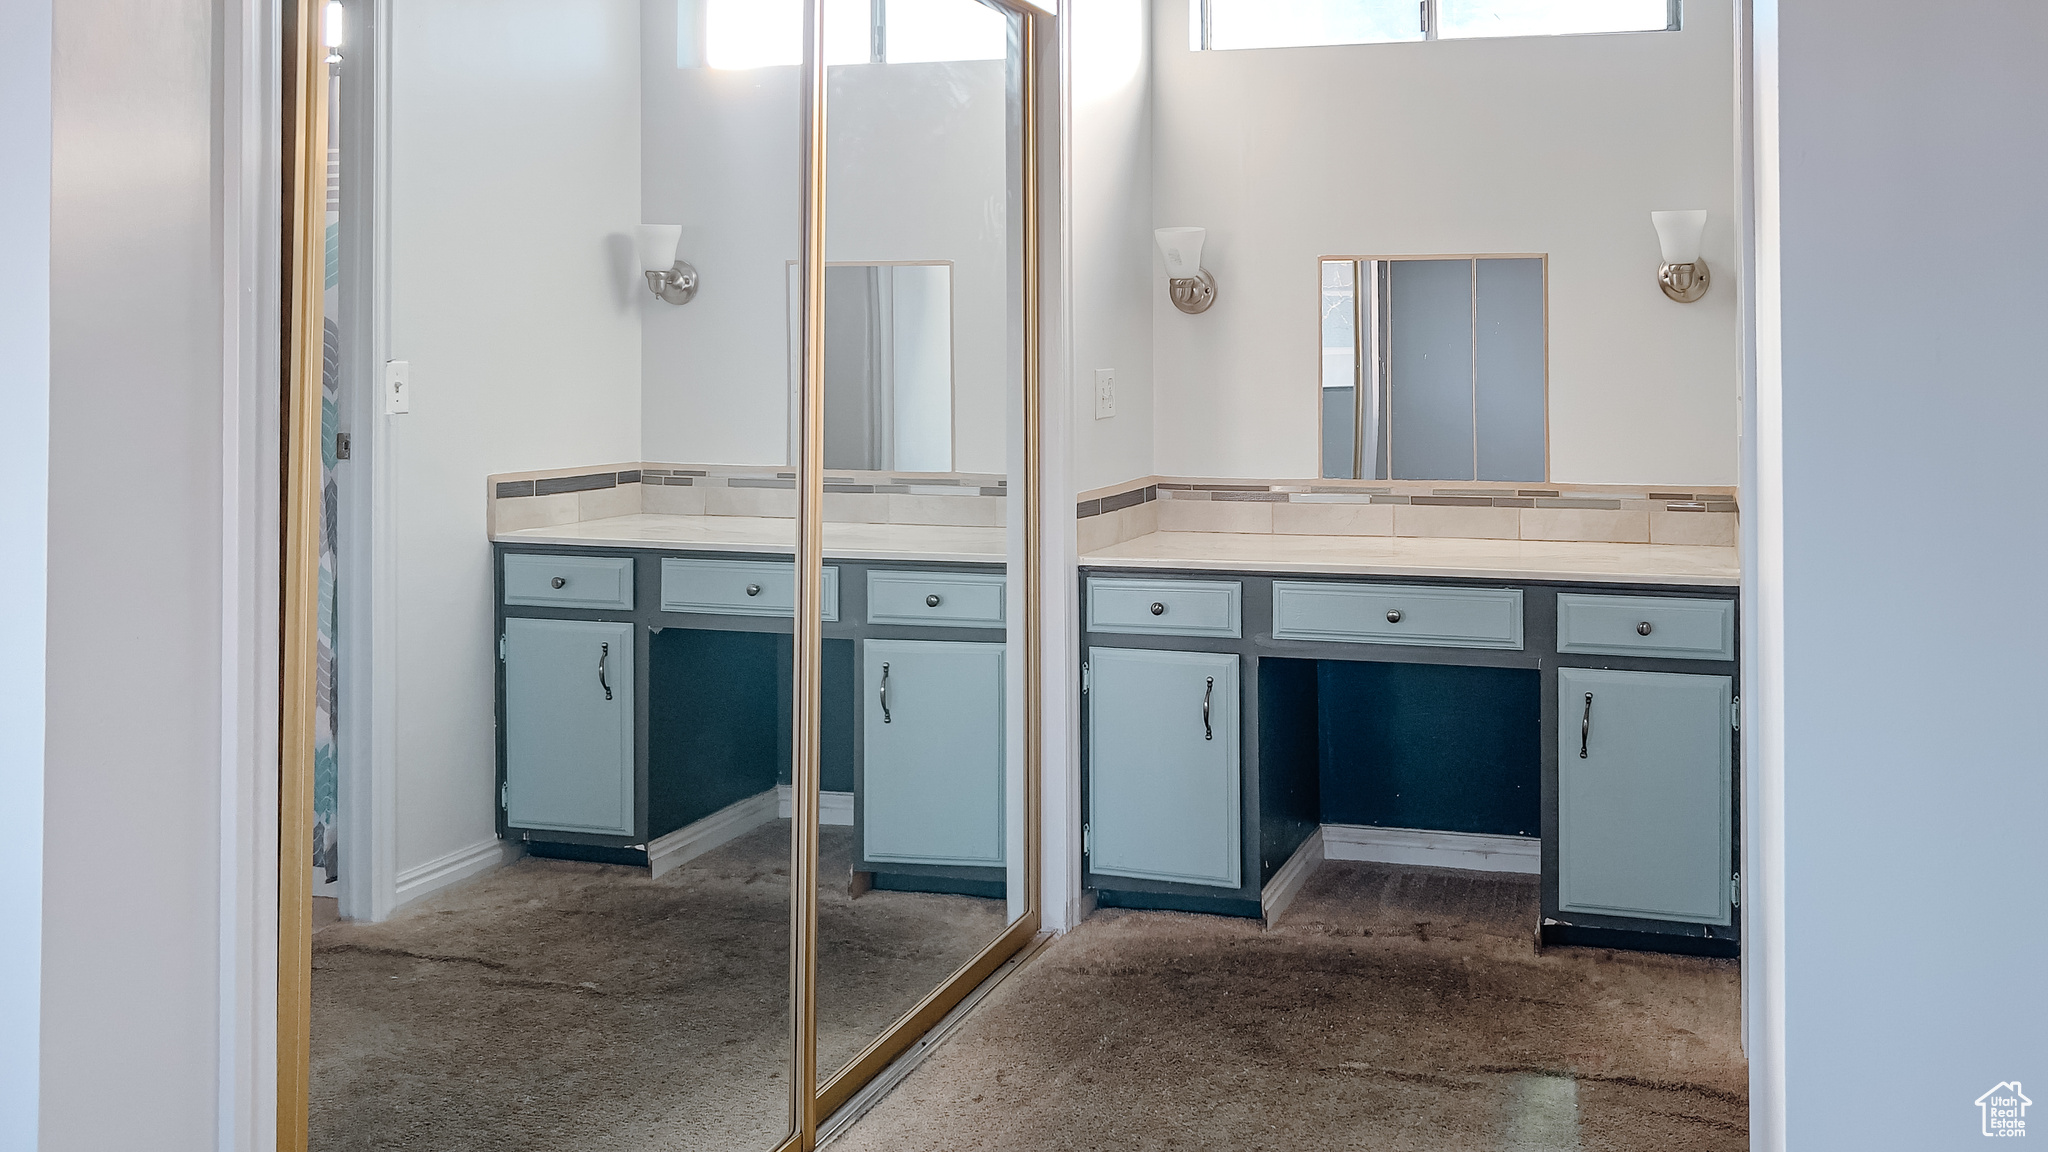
[861,639,1005,867]
[504,618,636,836]
[1087,647,1241,888]
[1557,667,1731,923]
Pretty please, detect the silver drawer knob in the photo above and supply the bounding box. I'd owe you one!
[1386,609,1403,624]
[550,576,567,589]
[1150,602,1166,616]
[745,583,762,597]
[926,594,942,608]
[1637,621,1654,636]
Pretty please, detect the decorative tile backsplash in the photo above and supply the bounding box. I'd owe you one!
[489,463,1734,550]
[487,463,1009,535]
[1076,477,1738,550]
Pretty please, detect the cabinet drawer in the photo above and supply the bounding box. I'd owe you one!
[1271,581,1523,650]
[867,570,1006,629]
[503,553,635,611]
[1557,594,1734,662]
[660,558,840,620]
[1087,578,1242,639]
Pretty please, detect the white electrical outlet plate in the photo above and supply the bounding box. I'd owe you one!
[383,360,411,415]
[1094,368,1116,419]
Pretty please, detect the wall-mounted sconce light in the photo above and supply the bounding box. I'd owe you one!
[635,224,699,305]
[1155,227,1217,314]
[1651,210,1709,303]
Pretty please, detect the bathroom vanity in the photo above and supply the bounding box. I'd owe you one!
[491,514,1013,898]
[1077,530,1740,957]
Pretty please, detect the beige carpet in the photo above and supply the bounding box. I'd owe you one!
[311,821,1007,1152]
[832,860,1746,1152]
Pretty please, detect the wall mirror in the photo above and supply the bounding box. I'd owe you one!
[1321,255,1549,482]
[290,0,1040,1149]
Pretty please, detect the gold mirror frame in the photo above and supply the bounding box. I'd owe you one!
[276,2,1048,1149]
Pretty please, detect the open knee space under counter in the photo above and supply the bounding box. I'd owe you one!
[1079,552,1739,957]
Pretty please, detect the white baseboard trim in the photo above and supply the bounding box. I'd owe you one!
[1321,824,1539,875]
[393,837,524,909]
[648,790,780,879]
[1260,828,1326,923]
[775,784,854,826]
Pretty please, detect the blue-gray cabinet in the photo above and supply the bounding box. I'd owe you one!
[860,639,1006,868]
[1086,646,1242,889]
[1557,667,1733,925]
[503,617,637,836]
[1079,566,1738,955]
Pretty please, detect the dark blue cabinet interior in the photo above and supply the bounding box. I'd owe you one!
[648,629,782,838]
[773,638,858,796]
[644,631,862,840]
[1315,661,1539,838]
[1241,658,1539,887]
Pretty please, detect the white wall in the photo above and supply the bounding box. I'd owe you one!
[41,0,230,1144]
[1067,0,1157,492]
[1759,1,2048,1146]
[0,0,51,1141]
[637,0,801,466]
[639,0,1014,471]
[384,0,644,881]
[1144,0,1739,485]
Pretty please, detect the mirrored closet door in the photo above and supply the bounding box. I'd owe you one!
[280,1,1043,1149]
[811,0,1037,1117]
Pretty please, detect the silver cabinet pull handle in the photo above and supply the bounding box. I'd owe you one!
[1150,602,1166,616]
[1637,621,1653,636]
[1579,692,1592,759]
[599,642,613,701]
[879,661,892,724]
[1386,608,1403,623]
[745,583,762,597]
[551,576,567,589]
[926,593,941,608]
[1203,676,1214,741]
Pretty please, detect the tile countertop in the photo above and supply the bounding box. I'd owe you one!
[1080,531,1739,587]
[494,514,1008,564]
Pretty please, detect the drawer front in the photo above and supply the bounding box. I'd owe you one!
[867,570,1006,629]
[503,553,635,611]
[1271,581,1524,649]
[1557,594,1735,662]
[1087,578,1242,639]
[660,558,840,620]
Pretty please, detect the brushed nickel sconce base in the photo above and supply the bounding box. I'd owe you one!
[1658,259,1709,303]
[646,261,700,305]
[1168,269,1217,314]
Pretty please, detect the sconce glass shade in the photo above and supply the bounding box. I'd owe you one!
[635,224,683,273]
[1155,227,1206,279]
[1650,210,1707,265]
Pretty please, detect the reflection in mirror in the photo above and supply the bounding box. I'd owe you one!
[310,1,795,1148]
[814,0,1027,1089]
[1320,256,1548,482]
[793,263,955,472]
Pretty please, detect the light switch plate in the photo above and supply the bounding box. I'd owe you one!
[383,360,411,415]
[1094,368,1116,419]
